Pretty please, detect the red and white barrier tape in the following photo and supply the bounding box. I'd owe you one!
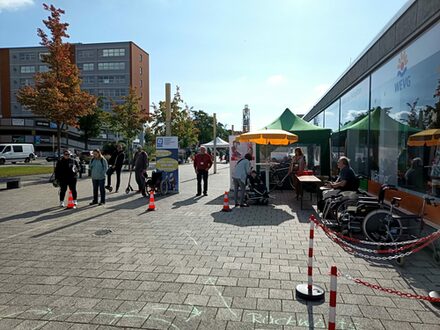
[309,215,440,247]
[336,271,440,303]
[309,215,440,259]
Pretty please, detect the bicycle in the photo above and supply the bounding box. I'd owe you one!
[268,165,295,191]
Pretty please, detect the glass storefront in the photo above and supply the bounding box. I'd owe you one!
[371,22,440,196]
[311,22,440,198]
[340,77,370,176]
[313,111,324,127]
[323,101,340,176]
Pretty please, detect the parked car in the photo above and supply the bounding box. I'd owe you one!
[0,143,36,165]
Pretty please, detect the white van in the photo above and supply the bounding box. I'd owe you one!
[0,144,36,165]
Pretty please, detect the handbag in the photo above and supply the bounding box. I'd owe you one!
[106,167,114,176]
[52,179,59,188]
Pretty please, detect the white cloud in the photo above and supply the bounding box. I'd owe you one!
[0,0,33,12]
[266,74,287,86]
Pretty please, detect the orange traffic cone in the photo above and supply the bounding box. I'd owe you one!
[147,190,156,211]
[66,190,75,209]
[222,191,231,212]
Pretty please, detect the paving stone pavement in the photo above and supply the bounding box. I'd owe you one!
[0,163,439,330]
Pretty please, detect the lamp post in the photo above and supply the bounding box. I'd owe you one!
[165,83,171,136]
[213,113,217,174]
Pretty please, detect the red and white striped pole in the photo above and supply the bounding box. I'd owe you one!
[328,265,337,330]
[295,215,325,301]
[308,218,315,291]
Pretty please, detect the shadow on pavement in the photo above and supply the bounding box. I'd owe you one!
[171,195,202,209]
[31,209,116,238]
[29,197,152,238]
[26,205,96,224]
[0,207,60,224]
[211,204,293,227]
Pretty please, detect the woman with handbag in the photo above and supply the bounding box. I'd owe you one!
[55,149,80,208]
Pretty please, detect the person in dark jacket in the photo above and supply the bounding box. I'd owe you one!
[55,149,79,207]
[106,144,125,193]
[194,146,213,196]
[133,145,149,197]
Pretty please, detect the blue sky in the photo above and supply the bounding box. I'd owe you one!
[0,0,407,131]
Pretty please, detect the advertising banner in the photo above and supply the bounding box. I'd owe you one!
[228,135,256,190]
[156,136,179,193]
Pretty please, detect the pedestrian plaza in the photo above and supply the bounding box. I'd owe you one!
[0,163,439,329]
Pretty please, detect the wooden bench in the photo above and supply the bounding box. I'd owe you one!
[0,177,21,189]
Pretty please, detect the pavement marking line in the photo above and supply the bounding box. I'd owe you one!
[205,277,238,319]
[183,231,199,246]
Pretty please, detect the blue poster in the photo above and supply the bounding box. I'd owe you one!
[156,136,179,193]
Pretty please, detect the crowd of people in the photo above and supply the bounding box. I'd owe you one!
[54,141,437,209]
[54,144,150,207]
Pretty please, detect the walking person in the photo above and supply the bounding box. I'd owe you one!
[106,144,125,193]
[232,153,252,207]
[89,149,108,205]
[55,149,79,208]
[133,145,149,197]
[194,146,213,196]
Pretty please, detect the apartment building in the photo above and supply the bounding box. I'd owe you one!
[0,41,149,153]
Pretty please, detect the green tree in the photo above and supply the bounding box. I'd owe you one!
[17,4,96,156]
[78,97,109,150]
[150,86,198,149]
[111,88,148,161]
[192,109,230,143]
[424,79,440,129]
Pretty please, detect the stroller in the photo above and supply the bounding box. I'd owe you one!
[245,171,270,205]
[145,169,168,195]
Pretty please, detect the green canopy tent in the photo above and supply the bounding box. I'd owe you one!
[265,108,332,176]
[333,107,421,176]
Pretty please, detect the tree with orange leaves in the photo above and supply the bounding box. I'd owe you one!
[17,4,96,157]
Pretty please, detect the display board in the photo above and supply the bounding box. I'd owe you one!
[156,136,179,193]
[228,135,256,190]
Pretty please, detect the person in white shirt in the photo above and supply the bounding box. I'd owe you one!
[232,153,252,207]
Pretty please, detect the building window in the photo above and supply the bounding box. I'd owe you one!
[97,88,128,97]
[78,50,95,58]
[98,62,125,70]
[19,78,33,87]
[20,66,35,73]
[81,76,95,84]
[370,22,440,197]
[97,75,126,84]
[38,52,50,61]
[19,52,36,61]
[82,63,94,71]
[339,77,370,176]
[139,67,142,75]
[101,48,125,57]
[139,54,142,62]
[39,65,50,72]
[140,80,143,87]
